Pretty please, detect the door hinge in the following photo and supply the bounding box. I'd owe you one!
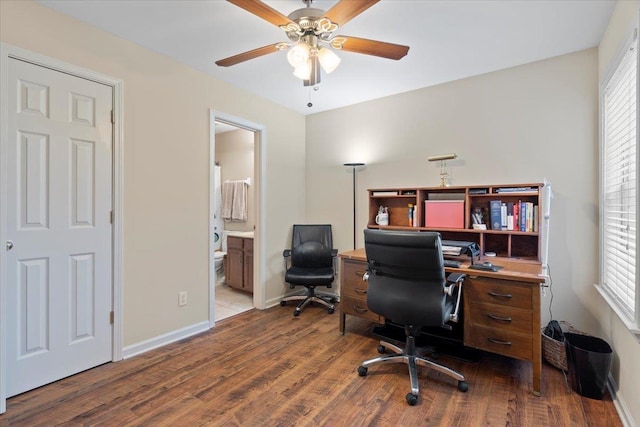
[110,311,114,324]
[110,211,114,224]
[111,110,115,124]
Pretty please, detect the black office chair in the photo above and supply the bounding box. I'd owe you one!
[357,229,468,405]
[280,224,338,316]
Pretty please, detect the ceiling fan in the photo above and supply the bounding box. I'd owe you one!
[215,0,410,86]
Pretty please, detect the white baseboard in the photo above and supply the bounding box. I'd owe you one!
[122,321,210,359]
[265,295,283,308]
[607,373,637,427]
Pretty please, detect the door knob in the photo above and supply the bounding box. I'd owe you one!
[5,240,13,251]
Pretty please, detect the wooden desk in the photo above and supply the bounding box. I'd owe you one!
[338,248,545,396]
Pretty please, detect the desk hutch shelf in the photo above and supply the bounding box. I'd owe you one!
[368,183,544,261]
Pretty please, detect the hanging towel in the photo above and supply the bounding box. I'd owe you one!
[221,181,234,220]
[231,181,248,222]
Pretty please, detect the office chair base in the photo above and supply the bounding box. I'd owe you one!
[280,291,336,316]
[358,339,467,405]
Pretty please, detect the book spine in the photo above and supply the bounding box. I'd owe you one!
[513,202,519,231]
[495,187,538,193]
[507,202,514,230]
[527,202,534,232]
[520,201,526,231]
[490,200,502,230]
[500,202,507,230]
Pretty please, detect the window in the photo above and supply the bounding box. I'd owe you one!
[598,27,639,333]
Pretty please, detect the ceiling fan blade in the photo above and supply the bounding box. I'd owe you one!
[227,0,293,27]
[337,36,409,60]
[324,0,379,26]
[215,43,282,67]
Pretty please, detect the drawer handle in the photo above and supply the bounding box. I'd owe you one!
[354,305,368,314]
[487,314,512,322]
[354,270,366,277]
[354,288,367,295]
[488,338,512,346]
[488,291,512,299]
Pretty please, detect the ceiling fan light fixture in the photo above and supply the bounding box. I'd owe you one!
[293,59,312,80]
[317,47,340,74]
[287,43,310,67]
[303,55,321,86]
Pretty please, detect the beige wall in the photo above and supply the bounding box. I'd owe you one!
[216,129,255,232]
[596,1,640,425]
[0,0,306,346]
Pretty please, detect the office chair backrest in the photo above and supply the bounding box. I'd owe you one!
[291,224,334,269]
[364,229,449,326]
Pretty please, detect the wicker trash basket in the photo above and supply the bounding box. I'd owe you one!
[541,321,587,371]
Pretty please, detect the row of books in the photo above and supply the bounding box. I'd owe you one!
[489,200,538,232]
[493,186,539,193]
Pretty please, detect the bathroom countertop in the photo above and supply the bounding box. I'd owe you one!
[224,231,254,238]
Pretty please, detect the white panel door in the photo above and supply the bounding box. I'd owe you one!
[5,58,113,397]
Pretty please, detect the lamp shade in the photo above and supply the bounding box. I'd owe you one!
[293,59,312,80]
[287,43,310,67]
[318,47,341,73]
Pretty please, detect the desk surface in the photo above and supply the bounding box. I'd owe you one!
[339,248,546,284]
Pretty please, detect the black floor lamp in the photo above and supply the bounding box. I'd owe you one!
[344,162,365,250]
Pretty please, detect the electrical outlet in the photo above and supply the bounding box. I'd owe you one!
[178,291,187,307]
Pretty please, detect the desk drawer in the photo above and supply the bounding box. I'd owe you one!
[468,302,533,334]
[466,277,532,310]
[465,326,532,361]
[341,260,369,299]
[341,297,381,323]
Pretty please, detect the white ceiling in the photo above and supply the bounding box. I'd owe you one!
[37,0,615,115]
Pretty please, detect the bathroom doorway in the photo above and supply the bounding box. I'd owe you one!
[209,111,265,326]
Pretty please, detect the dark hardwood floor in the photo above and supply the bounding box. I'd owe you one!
[1,305,622,426]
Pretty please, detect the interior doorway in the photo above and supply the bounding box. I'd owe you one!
[209,111,265,327]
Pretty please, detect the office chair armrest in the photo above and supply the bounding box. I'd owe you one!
[283,249,292,277]
[445,273,466,323]
[446,272,465,284]
[329,249,339,274]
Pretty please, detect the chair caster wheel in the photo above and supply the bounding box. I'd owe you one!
[377,345,386,354]
[328,308,334,314]
[458,381,468,392]
[280,301,286,306]
[357,366,368,377]
[294,310,300,317]
[406,393,418,406]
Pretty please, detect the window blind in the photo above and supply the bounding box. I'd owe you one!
[602,32,638,320]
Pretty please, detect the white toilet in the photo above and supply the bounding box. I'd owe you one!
[213,229,226,284]
[214,251,226,284]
